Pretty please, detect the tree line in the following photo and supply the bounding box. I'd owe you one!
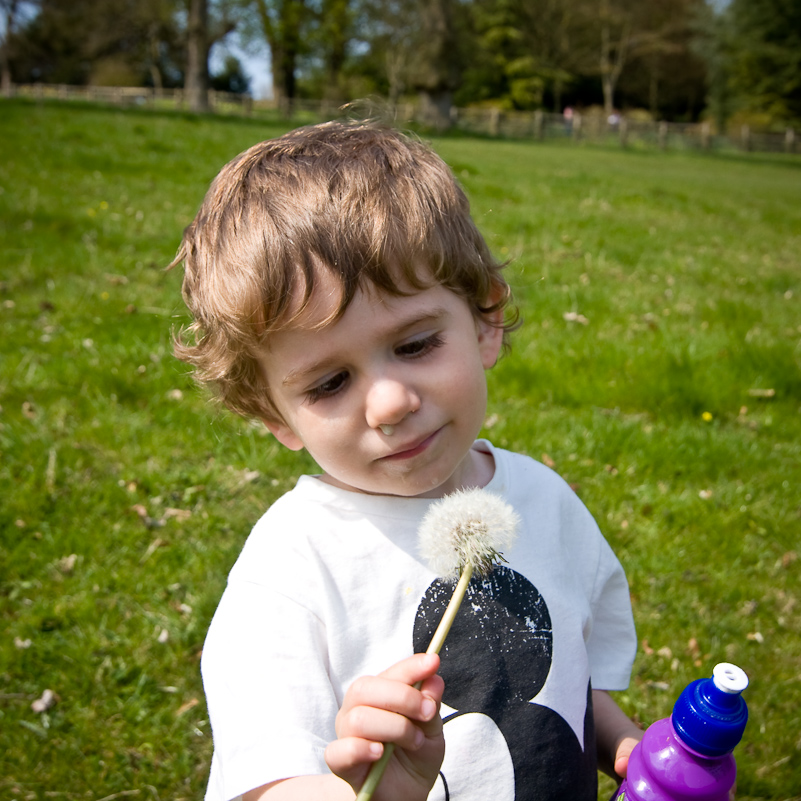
[2,0,799,130]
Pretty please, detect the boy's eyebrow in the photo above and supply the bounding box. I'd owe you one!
[281,306,451,387]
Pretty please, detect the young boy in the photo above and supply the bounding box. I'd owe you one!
[172,120,643,801]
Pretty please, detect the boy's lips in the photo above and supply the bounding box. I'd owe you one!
[381,427,442,461]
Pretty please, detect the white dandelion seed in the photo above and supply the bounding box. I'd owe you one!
[418,488,520,580]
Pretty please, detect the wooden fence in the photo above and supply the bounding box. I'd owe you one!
[6,83,798,156]
[368,102,795,155]
[443,106,799,155]
[9,83,254,115]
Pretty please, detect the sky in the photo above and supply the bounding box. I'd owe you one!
[0,4,274,100]
[212,35,273,100]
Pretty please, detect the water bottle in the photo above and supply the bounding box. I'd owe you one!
[615,663,749,801]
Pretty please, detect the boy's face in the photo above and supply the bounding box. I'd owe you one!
[259,271,504,498]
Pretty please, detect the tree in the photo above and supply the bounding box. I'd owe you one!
[561,0,704,116]
[1,0,41,94]
[353,0,467,123]
[319,0,350,100]
[520,0,584,112]
[134,0,184,90]
[186,0,210,109]
[726,0,801,124]
[210,52,249,91]
[411,0,464,127]
[616,0,707,120]
[251,0,307,111]
[690,0,733,130]
[185,0,238,111]
[464,0,587,112]
[352,0,420,104]
[9,0,186,88]
[597,0,629,113]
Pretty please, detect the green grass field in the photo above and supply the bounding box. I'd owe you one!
[1,98,799,801]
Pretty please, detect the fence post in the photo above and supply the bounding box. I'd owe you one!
[489,107,500,137]
[619,116,628,148]
[785,128,795,154]
[573,112,582,141]
[701,121,711,150]
[533,109,543,140]
[741,124,751,151]
[449,105,459,132]
[658,121,668,151]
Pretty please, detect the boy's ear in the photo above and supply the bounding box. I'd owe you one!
[477,314,504,369]
[262,418,305,451]
[476,292,506,369]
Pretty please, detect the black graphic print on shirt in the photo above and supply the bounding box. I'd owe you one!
[413,566,597,801]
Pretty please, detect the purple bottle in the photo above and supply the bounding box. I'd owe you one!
[615,663,749,801]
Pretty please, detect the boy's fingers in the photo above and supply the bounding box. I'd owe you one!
[325,737,384,793]
[343,705,429,751]
[334,652,444,763]
[340,677,436,729]
[612,735,641,779]
[325,735,383,777]
[329,656,446,796]
[378,652,441,686]
[340,654,442,726]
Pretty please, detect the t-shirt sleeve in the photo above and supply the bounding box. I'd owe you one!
[585,534,637,691]
[201,578,337,801]
[496,445,638,695]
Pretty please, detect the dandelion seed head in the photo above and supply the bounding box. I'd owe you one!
[419,488,520,579]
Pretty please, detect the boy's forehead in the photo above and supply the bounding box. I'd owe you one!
[280,262,435,332]
[282,267,344,330]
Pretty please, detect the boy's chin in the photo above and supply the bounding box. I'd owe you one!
[320,470,464,500]
[319,474,432,498]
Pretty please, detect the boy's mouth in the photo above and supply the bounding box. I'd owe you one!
[381,427,442,461]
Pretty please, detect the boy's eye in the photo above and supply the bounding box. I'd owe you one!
[307,371,348,402]
[396,333,444,358]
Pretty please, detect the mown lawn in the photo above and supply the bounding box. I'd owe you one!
[1,98,799,800]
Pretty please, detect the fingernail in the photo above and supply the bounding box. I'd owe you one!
[414,728,425,748]
[422,652,439,670]
[422,697,436,719]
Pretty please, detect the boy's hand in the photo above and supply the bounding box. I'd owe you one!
[592,689,644,781]
[325,653,445,801]
[611,735,642,780]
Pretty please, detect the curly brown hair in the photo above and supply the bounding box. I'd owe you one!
[170,120,517,424]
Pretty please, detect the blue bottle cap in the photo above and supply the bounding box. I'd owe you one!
[672,663,749,757]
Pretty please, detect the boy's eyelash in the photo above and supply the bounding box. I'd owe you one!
[304,334,444,403]
[396,333,445,357]
[306,372,348,403]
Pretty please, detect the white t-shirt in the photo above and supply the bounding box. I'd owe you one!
[201,441,637,801]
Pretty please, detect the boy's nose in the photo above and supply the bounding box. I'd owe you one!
[365,377,421,431]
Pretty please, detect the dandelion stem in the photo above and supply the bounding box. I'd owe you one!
[355,563,475,801]
[425,562,474,655]
[355,744,395,801]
